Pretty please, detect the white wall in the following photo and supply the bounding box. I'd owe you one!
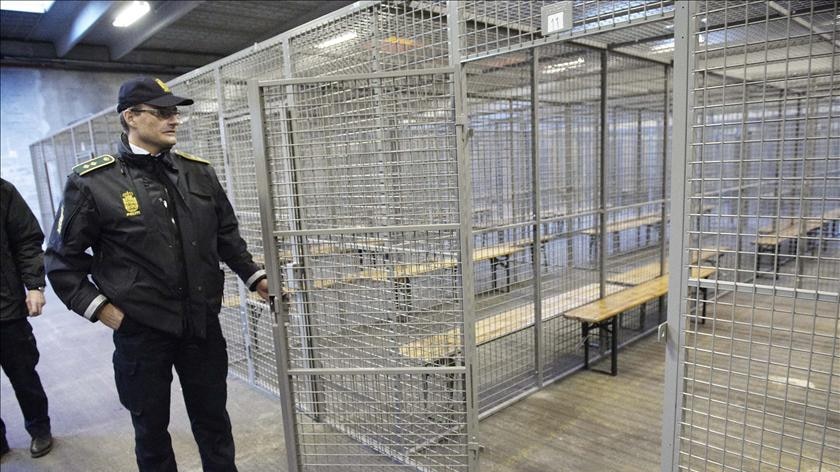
[0,67,173,228]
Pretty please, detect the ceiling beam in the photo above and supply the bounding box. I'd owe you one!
[55,1,115,57]
[108,1,205,60]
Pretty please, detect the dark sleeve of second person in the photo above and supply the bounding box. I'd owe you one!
[5,181,46,290]
[209,166,266,290]
[45,176,108,322]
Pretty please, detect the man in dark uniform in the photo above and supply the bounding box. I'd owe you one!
[45,77,268,472]
[0,178,53,459]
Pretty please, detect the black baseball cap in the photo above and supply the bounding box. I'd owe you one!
[116,76,194,113]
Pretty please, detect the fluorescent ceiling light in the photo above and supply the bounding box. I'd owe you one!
[315,31,358,49]
[0,1,53,13]
[543,57,585,74]
[113,1,150,27]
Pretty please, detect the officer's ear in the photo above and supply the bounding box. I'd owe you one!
[121,109,135,132]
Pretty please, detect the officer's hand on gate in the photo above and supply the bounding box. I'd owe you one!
[99,303,125,331]
[256,278,269,301]
[26,289,46,316]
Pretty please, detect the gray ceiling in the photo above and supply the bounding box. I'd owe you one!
[1,0,355,75]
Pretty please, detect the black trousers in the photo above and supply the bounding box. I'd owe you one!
[113,315,236,472]
[0,317,51,444]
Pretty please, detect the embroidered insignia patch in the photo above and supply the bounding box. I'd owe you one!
[122,191,141,217]
[155,78,171,93]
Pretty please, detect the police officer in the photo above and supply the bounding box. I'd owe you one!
[46,77,268,472]
[1,178,53,459]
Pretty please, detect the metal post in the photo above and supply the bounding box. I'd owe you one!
[448,2,480,469]
[599,50,608,298]
[247,78,301,472]
[660,66,670,276]
[215,65,256,385]
[661,2,697,471]
[564,104,575,265]
[69,128,77,161]
[636,109,643,220]
[530,47,544,387]
[87,120,97,156]
[280,37,324,421]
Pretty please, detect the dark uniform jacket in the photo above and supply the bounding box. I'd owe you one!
[1,179,46,321]
[45,137,265,338]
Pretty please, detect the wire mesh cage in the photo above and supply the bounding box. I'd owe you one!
[465,37,671,412]
[25,1,840,470]
[253,68,472,470]
[670,1,840,471]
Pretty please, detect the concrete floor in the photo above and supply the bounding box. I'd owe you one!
[2,286,668,472]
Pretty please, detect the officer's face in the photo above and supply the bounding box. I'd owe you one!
[124,105,181,153]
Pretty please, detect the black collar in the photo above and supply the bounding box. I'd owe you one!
[118,134,177,172]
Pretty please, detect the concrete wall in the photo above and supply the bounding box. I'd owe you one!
[0,67,173,229]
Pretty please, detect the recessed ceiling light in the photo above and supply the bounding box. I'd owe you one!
[113,1,150,28]
[0,1,53,13]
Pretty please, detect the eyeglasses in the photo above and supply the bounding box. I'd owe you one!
[130,107,181,119]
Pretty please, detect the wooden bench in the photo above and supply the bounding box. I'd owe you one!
[755,208,840,275]
[399,283,622,365]
[565,276,667,376]
[568,265,717,375]
[582,213,663,261]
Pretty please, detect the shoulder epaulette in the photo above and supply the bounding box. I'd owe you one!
[73,155,116,176]
[173,150,210,165]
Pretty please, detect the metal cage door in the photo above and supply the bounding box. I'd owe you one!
[663,2,840,471]
[250,67,479,471]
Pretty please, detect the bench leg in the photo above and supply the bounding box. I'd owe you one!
[490,257,499,291]
[613,231,620,255]
[610,316,618,376]
[639,302,646,331]
[582,322,590,370]
[504,256,511,292]
[658,295,665,324]
[700,287,707,324]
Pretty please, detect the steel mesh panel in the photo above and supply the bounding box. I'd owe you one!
[218,45,285,387]
[247,298,279,395]
[41,139,63,216]
[70,124,94,162]
[170,72,224,172]
[169,72,253,387]
[465,53,537,409]
[458,0,675,60]
[291,372,468,471]
[604,54,669,289]
[535,42,622,381]
[220,270,249,380]
[677,1,840,471]
[259,70,468,469]
[53,131,75,182]
[262,75,459,232]
[30,142,55,231]
[288,2,448,78]
[90,113,121,156]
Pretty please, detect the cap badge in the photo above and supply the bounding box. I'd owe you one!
[154,78,171,93]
